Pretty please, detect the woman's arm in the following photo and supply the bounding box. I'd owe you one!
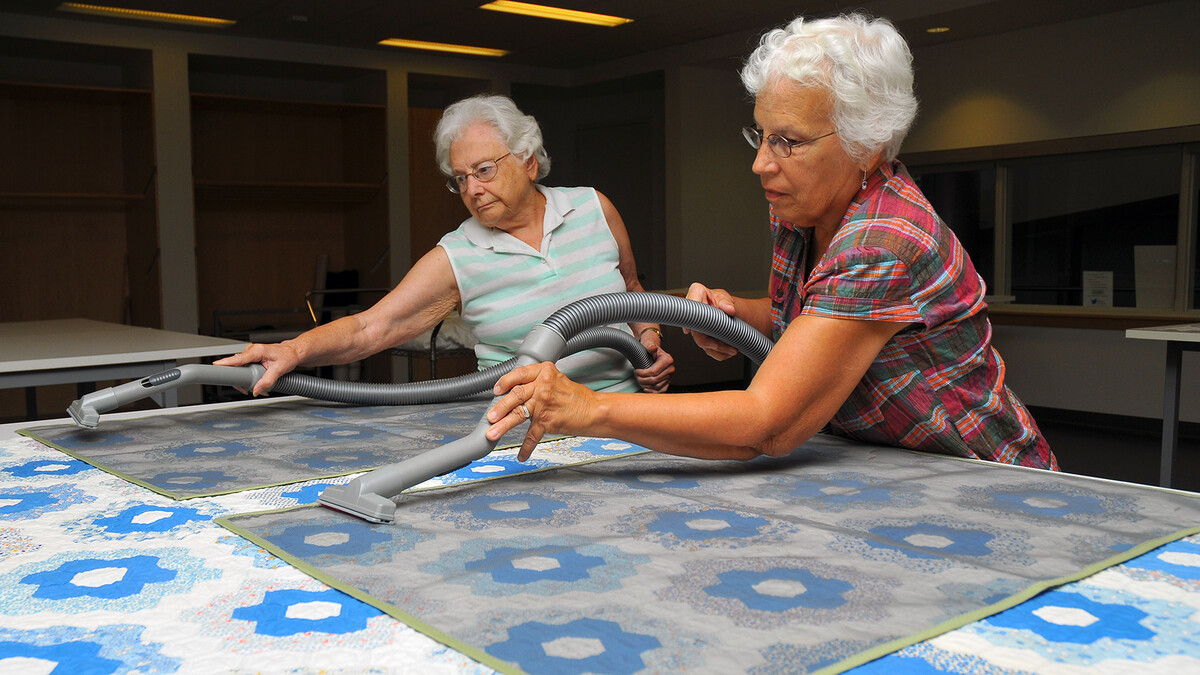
[216,247,460,394]
[489,313,907,460]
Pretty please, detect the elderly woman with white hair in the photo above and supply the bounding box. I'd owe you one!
[218,93,674,395]
[488,13,1056,470]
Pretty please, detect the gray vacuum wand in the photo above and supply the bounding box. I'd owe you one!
[317,325,567,523]
[67,364,267,429]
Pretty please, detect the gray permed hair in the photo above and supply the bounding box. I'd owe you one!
[434,94,551,180]
[740,13,918,164]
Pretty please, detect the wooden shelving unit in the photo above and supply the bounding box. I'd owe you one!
[0,65,159,329]
[188,61,390,346]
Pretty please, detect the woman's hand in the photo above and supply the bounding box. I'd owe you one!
[487,362,598,461]
[684,283,741,361]
[634,328,674,393]
[213,342,301,396]
[635,346,674,393]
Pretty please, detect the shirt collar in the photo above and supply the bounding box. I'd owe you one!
[459,184,571,255]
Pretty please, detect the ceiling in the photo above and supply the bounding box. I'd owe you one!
[1,0,1175,70]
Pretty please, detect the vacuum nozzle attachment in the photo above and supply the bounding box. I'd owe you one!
[317,325,567,523]
[67,364,266,429]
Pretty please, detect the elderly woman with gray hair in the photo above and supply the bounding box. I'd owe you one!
[218,93,674,395]
[488,13,1056,470]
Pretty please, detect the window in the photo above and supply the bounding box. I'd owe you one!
[912,164,996,292]
[910,140,1198,312]
[1008,146,1181,307]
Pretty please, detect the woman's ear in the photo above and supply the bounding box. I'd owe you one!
[860,148,886,174]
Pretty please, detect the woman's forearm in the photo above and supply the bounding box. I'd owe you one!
[730,296,775,337]
[584,389,811,460]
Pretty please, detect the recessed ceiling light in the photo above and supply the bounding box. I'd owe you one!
[479,1,633,27]
[378,38,509,58]
[926,26,951,34]
[57,2,235,27]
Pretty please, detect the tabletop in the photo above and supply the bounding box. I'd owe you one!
[3,397,1199,674]
[1125,322,1200,343]
[0,319,246,373]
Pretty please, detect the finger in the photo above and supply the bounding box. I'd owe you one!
[252,370,281,396]
[494,363,541,395]
[684,282,710,302]
[486,413,519,441]
[487,387,524,423]
[214,353,247,366]
[516,428,542,461]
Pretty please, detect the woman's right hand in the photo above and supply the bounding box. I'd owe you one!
[213,342,301,396]
[684,282,741,361]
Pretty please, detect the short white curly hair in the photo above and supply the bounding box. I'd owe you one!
[740,13,918,164]
[434,94,551,180]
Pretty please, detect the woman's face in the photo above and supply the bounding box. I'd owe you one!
[448,122,539,230]
[751,78,863,231]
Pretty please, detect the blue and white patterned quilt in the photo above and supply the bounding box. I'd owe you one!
[2,401,1200,674]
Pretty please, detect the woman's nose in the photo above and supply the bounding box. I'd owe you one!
[751,144,776,175]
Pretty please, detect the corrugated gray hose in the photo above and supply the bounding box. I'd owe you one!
[67,325,653,428]
[318,291,774,523]
[269,326,652,404]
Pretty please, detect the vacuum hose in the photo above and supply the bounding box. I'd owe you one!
[66,326,652,429]
[318,292,772,523]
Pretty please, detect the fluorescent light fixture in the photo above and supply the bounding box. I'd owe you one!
[378,38,509,58]
[479,1,632,27]
[58,2,235,27]
[926,26,950,33]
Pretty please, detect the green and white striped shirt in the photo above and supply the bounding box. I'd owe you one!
[438,185,638,392]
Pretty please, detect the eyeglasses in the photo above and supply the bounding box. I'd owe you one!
[742,126,837,158]
[446,153,511,193]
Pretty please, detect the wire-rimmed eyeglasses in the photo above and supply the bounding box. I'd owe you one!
[741,126,837,158]
[446,153,511,193]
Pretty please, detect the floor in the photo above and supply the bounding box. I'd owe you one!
[1031,407,1200,493]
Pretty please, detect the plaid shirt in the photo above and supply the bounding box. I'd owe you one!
[769,161,1056,469]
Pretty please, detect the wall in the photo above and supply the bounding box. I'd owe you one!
[667,65,770,294]
[995,325,1196,421]
[905,0,1200,152]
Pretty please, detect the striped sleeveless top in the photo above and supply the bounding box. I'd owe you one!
[438,185,638,393]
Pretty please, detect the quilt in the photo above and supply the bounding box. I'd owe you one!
[17,397,563,499]
[222,434,1200,675]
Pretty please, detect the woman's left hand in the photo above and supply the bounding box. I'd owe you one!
[636,343,674,393]
[487,362,599,461]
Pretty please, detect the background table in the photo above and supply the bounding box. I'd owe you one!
[1125,322,1200,487]
[0,318,246,416]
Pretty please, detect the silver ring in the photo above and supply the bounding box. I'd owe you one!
[516,403,531,420]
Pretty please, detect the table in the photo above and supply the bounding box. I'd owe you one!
[1125,322,1200,487]
[0,318,246,415]
[3,399,1199,674]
